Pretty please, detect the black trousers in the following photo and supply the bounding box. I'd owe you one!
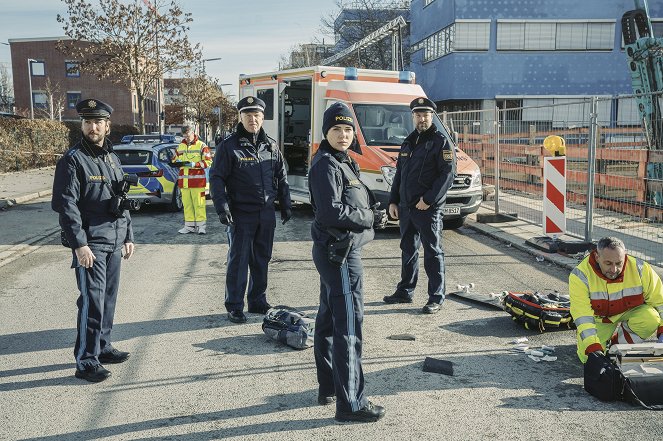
[395,205,445,304]
[224,206,276,312]
[312,243,367,413]
[73,248,122,369]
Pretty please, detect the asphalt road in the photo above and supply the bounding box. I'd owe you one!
[0,200,659,440]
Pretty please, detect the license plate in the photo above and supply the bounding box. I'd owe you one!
[442,206,461,215]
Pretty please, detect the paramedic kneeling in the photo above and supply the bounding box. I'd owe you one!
[569,236,663,363]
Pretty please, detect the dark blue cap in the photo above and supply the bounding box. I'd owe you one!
[237,96,266,113]
[322,102,355,137]
[76,98,113,119]
[410,97,437,113]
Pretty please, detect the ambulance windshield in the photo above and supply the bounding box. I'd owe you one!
[353,104,447,146]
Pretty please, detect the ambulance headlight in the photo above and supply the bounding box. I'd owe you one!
[381,166,396,186]
[470,172,482,189]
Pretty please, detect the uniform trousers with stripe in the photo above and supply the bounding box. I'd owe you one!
[312,243,367,413]
[576,303,661,363]
[395,205,445,304]
[73,248,122,369]
[224,206,276,312]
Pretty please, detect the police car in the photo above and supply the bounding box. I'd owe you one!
[114,142,184,211]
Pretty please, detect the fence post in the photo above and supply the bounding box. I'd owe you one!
[494,106,500,213]
[585,97,598,243]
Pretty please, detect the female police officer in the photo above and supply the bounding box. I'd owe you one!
[309,102,386,423]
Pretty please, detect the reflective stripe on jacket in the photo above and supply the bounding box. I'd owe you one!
[174,138,211,188]
[569,252,663,355]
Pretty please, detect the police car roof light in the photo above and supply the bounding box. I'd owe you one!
[344,67,358,81]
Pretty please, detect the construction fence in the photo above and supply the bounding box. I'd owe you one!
[443,93,663,267]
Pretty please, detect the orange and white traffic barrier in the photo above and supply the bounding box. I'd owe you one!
[542,136,566,237]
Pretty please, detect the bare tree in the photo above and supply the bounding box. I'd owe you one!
[57,0,201,133]
[35,77,67,121]
[176,73,236,138]
[319,0,410,69]
[0,64,13,113]
[278,43,335,69]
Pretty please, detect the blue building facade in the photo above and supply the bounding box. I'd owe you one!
[408,0,663,110]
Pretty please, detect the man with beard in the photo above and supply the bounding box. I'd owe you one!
[210,96,291,324]
[383,97,457,314]
[52,99,135,382]
[570,236,663,363]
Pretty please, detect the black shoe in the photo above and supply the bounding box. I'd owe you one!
[335,401,386,423]
[98,348,130,364]
[247,303,272,314]
[228,310,247,323]
[318,394,336,406]
[74,364,111,383]
[422,302,441,314]
[383,293,413,304]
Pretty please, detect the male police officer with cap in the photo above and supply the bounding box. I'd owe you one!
[210,96,292,324]
[52,99,134,382]
[383,97,456,314]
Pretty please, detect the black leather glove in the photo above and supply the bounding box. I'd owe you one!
[281,208,292,225]
[219,204,234,225]
[372,208,388,229]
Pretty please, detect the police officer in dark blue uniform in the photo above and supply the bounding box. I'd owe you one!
[383,97,457,314]
[52,99,135,382]
[309,102,387,423]
[210,96,292,324]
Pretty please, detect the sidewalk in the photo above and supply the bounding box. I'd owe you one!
[0,166,55,209]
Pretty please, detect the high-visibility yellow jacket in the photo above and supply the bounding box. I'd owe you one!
[173,136,211,189]
[569,252,663,355]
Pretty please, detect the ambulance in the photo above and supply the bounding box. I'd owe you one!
[238,66,482,228]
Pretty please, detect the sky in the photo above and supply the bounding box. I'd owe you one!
[0,0,340,97]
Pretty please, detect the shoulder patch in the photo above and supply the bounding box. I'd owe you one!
[442,150,453,162]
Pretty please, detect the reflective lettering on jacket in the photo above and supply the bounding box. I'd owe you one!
[569,252,663,355]
[174,138,211,189]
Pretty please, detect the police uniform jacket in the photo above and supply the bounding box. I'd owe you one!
[309,140,374,249]
[210,123,291,214]
[52,139,134,252]
[389,125,457,208]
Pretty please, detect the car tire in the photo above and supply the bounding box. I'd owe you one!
[444,216,465,230]
[169,186,183,212]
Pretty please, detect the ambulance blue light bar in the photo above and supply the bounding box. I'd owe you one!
[399,70,414,83]
[344,67,358,80]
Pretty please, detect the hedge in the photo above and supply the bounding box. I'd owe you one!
[0,119,139,172]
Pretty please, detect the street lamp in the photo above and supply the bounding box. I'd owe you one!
[201,57,221,75]
[27,58,36,119]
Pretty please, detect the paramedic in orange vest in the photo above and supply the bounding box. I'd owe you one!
[569,236,663,363]
[173,126,212,234]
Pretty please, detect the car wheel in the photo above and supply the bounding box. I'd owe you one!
[169,186,183,212]
[444,216,465,229]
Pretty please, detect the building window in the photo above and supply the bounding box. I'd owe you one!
[67,92,81,109]
[418,20,489,63]
[30,60,45,76]
[257,88,274,120]
[424,0,436,6]
[32,91,48,109]
[65,61,80,77]
[498,20,615,51]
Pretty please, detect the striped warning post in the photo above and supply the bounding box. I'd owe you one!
[543,156,566,237]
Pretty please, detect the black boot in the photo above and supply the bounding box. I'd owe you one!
[335,401,386,423]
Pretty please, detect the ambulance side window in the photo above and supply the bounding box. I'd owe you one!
[257,88,274,120]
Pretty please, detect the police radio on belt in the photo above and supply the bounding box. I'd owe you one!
[109,174,140,217]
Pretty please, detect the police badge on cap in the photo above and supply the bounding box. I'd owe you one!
[76,99,113,119]
[410,97,437,113]
[236,96,266,113]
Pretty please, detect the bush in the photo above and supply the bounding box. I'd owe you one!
[0,119,69,172]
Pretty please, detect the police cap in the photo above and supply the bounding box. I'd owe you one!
[410,97,437,113]
[237,96,266,113]
[76,98,113,119]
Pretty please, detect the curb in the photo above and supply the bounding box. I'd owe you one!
[0,189,52,210]
[464,219,578,272]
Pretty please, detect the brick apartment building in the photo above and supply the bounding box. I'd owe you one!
[9,36,160,130]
